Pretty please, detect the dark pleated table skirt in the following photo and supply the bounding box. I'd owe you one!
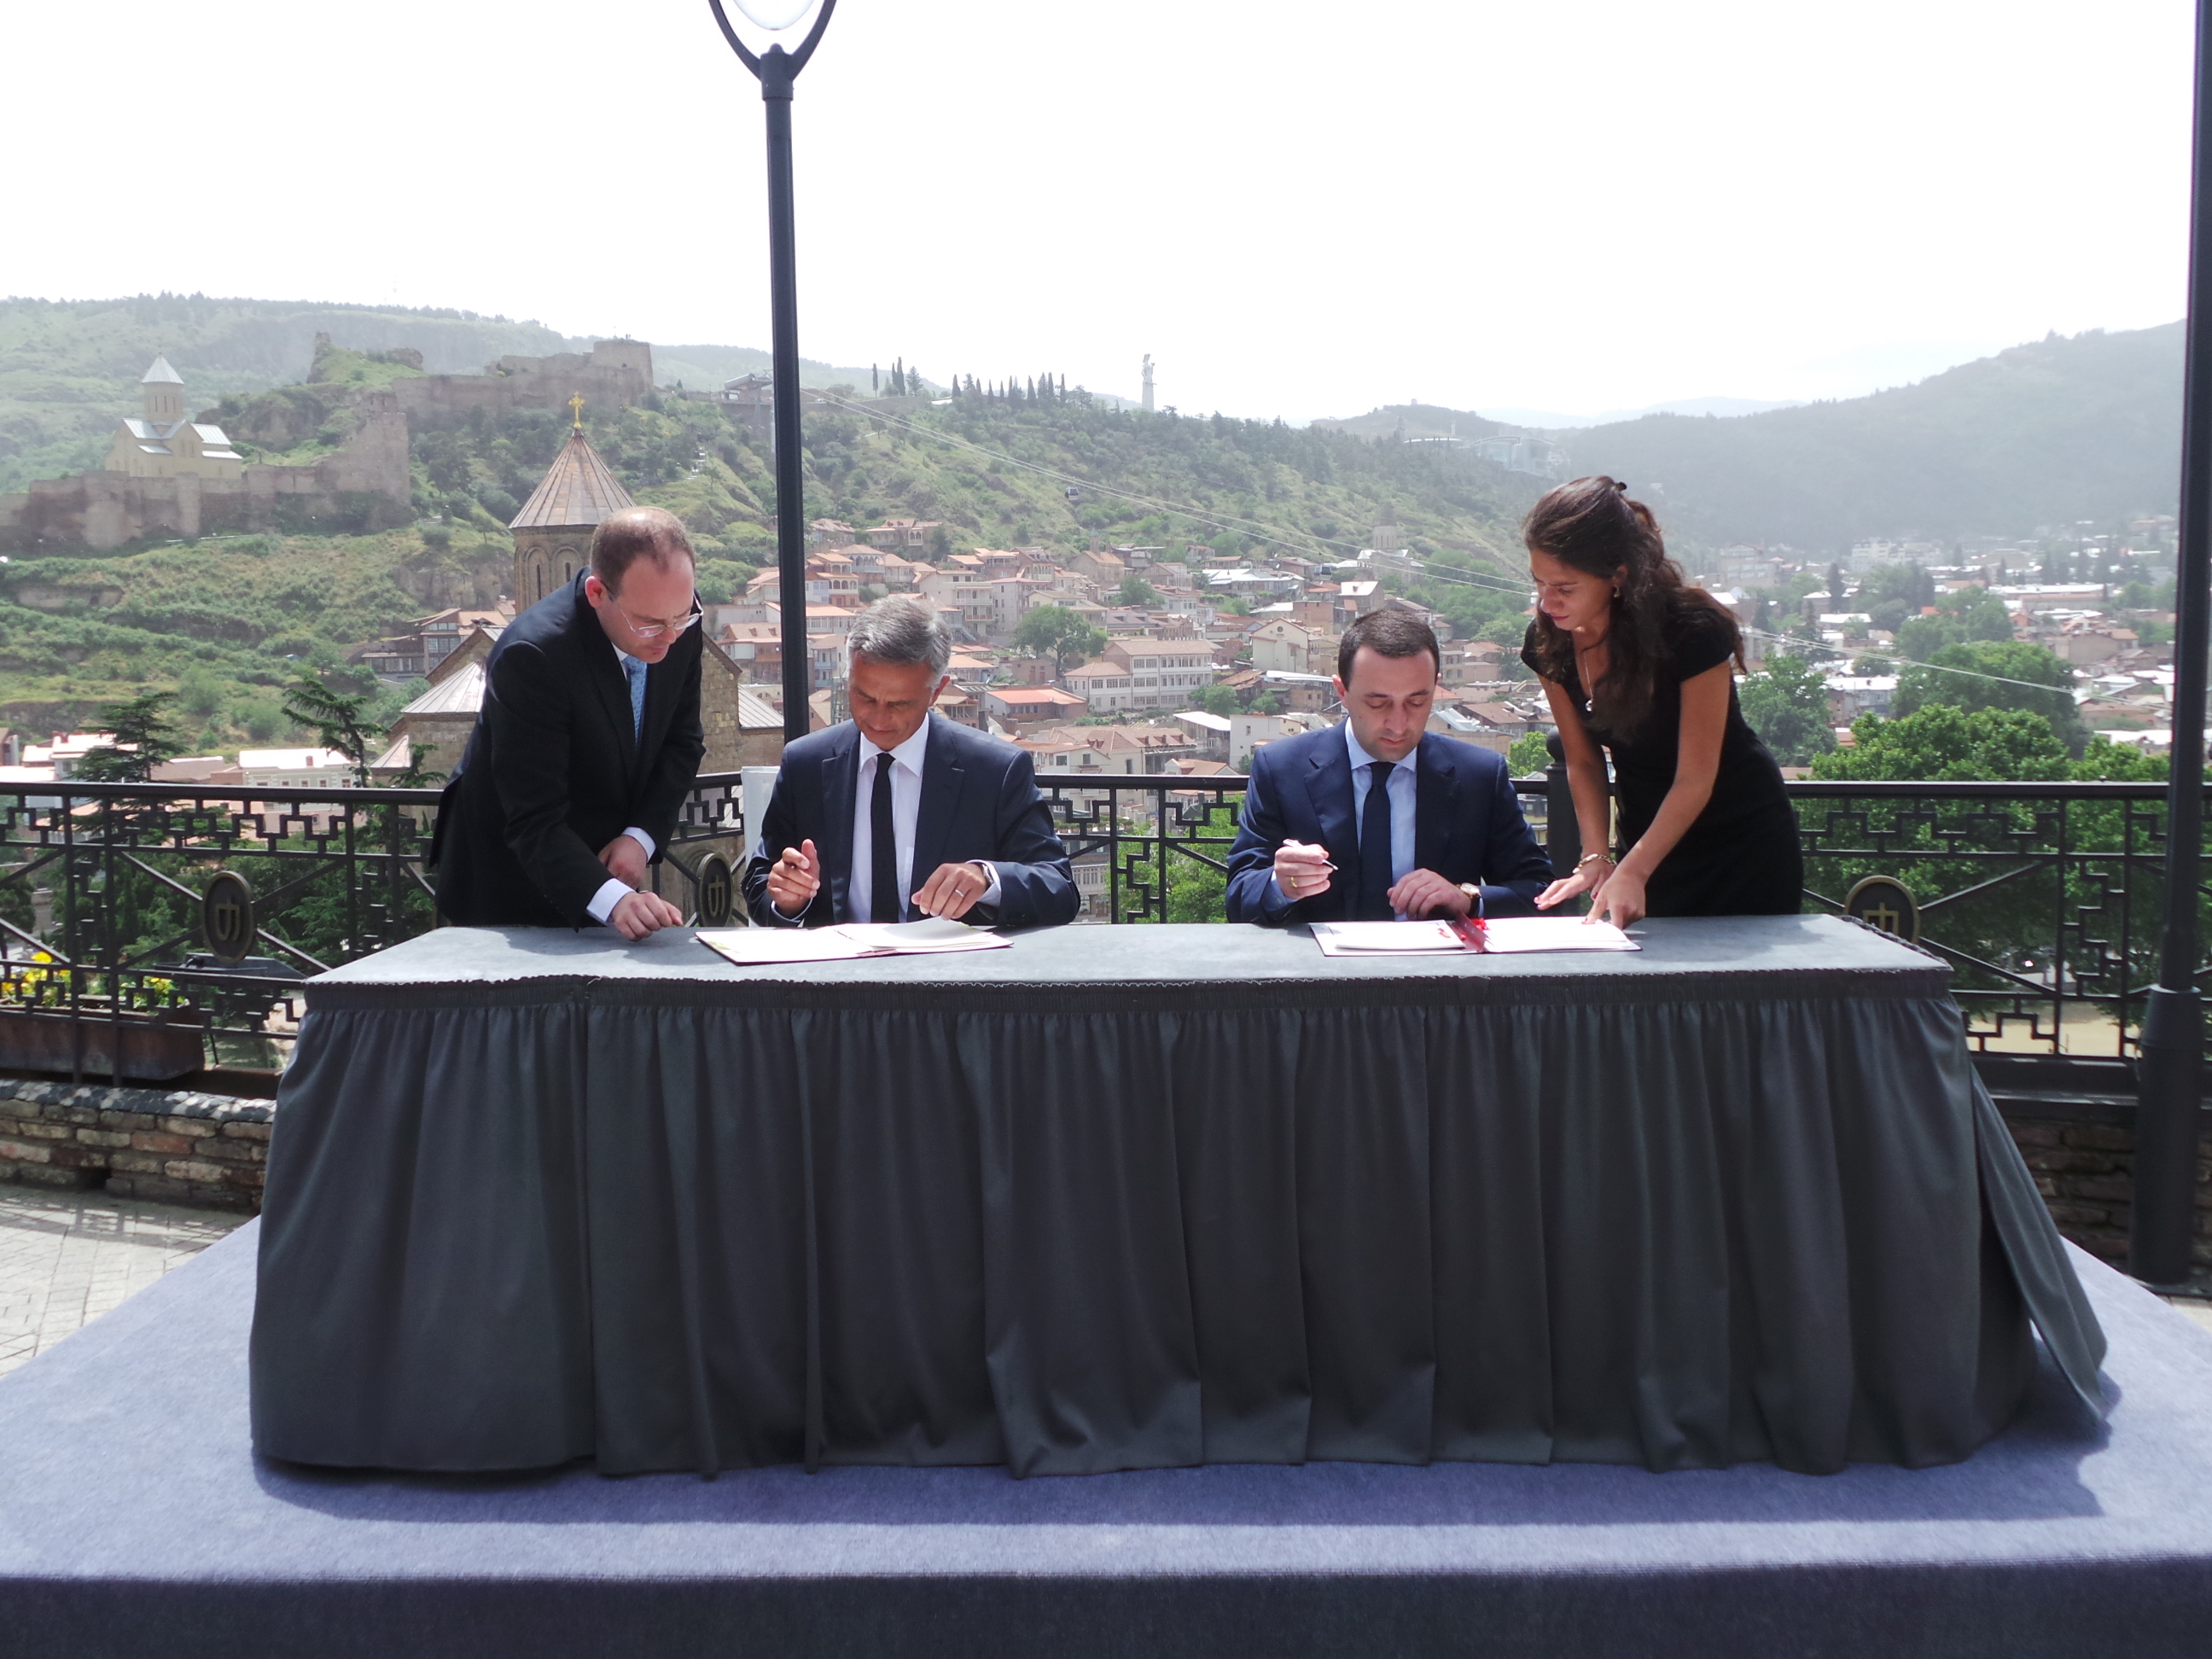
[248,917,2104,1477]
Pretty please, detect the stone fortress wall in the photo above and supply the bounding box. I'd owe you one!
[0,339,655,552]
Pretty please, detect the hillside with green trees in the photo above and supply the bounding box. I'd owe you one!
[0,355,1550,737]
[1554,323,2183,551]
[0,294,882,495]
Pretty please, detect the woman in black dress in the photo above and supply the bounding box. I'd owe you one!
[1519,475,1802,927]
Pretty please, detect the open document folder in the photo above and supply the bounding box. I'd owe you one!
[697,916,1011,967]
[1310,916,1640,957]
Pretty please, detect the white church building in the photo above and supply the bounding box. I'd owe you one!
[104,355,243,481]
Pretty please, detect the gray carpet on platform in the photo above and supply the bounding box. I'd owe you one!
[2,1222,2209,1657]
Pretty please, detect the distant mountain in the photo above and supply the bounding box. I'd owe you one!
[1550,325,2183,551]
[1484,396,1803,428]
[1308,403,1505,443]
[0,295,882,494]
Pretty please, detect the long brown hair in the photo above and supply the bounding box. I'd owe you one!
[1523,475,1741,735]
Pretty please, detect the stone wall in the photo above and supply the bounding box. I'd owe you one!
[0,398,412,551]
[1997,1106,2212,1275]
[395,341,653,427]
[0,1082,268,1213]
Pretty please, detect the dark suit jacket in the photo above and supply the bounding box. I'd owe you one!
[742,714,1078,929]
[1225,726,1553,924]
[431,572,706,928]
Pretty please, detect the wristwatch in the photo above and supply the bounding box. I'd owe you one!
[1458,882,1481,912]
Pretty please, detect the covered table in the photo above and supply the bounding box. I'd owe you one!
[250,915,2104,1478]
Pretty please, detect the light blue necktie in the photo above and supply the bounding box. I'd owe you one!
[621,655,646,742]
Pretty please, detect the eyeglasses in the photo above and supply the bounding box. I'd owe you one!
[611,599,705,641]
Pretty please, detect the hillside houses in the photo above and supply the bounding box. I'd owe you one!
[705,519,1578,760]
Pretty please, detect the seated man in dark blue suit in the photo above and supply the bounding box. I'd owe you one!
[742,596,1079,928]
[1226,609,1553,923]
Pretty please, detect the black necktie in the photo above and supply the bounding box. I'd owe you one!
[1356,760,1395,921]
[870,752,900,923]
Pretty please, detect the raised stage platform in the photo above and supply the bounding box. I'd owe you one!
[1,1223,2208,1658]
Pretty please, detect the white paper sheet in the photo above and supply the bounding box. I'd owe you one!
[696,917,1011,967]
[1472,916,1640,953]
[1310,921,1470,956]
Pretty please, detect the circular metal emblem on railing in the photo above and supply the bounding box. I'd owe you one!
[1843,875,1920,945]
[201,870,256,965]
[695,853,735,928]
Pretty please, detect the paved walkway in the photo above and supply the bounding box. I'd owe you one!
[0,1185,245,1378]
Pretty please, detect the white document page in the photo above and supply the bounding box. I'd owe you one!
[696,928,876,966]
[1473,916,1640,953]
[1311,921,1470,956]
[835,917,1010,955]
[697,917,1010,967]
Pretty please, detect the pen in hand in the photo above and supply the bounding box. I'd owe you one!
[1276,840,1336,901]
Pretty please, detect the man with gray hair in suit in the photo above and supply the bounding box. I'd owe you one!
[742,596,1079,928]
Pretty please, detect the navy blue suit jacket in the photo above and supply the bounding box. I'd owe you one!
[431,572,704,928]
[1225,727,1553,924]
[742,714,1079,929]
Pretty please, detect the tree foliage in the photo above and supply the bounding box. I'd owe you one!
[1014,605,1106,676]
[1811,705,2070,783]
[281,672,378,785]
[1737,653,1836,765]
[72,690,183,783]
[1894,586,2014,663]
[1114,575,1161,608]
[1892,638,2084,755]
[1507,731,1553,777]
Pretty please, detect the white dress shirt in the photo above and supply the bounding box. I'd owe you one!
[1266,724,1420,916]
[586,642,661,927]
[844,719,1001,922]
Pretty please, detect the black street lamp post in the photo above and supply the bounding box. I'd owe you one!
[710,0,838,745]
[2132,0,2212,1289]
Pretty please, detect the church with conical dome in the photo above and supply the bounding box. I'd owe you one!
[508,401,635,608]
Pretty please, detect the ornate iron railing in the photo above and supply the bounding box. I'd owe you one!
[1035,773,2209,1065]
[0,769,2196,1085]
[0,773,748,1086]
[1790,779,2209,1062]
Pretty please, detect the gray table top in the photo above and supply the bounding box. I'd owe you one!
[301,914,1951,1013]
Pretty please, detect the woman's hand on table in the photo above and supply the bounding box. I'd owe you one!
[1535,855,1613,912]
[1584,865,1647,928]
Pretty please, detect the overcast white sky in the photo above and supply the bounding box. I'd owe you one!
[9,0,2195,421]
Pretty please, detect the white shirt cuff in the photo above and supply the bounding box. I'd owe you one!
[976,862,1003,907]
[587,877,633,925]
[623,827,655,859]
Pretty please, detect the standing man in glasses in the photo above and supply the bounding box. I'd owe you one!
[742,595,1077,929]
[432,505,704,939]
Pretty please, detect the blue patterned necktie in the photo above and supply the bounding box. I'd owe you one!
[621,655,646,742]
[1355,760,1395,921]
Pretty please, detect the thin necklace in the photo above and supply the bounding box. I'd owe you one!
[1575,631,1607,715]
